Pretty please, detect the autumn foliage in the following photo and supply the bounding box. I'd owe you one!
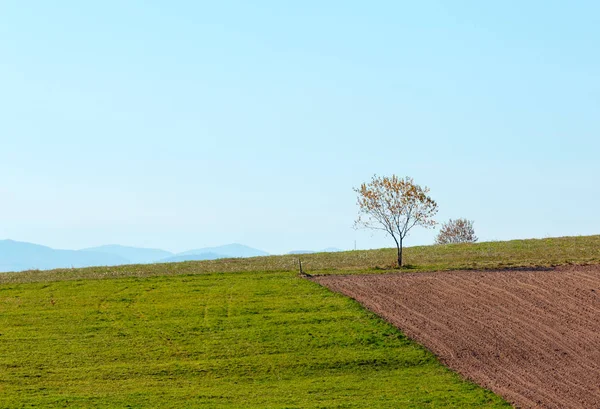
[435,218,478,245]
[354,175,438,267]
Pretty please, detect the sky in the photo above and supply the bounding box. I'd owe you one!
[1,1,599,254]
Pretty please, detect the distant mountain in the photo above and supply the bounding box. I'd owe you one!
[0,240,269,273]
[322,247,344,253]
[159,252,227,263]
[82,245,173,264]
[0,240,128,273]
[288,248,344,255]
[178,243,268,258]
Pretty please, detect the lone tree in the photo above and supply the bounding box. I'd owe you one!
[354,175,438,268]
[435,218,478,245]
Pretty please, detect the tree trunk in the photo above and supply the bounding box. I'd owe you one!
[396,239,403,268]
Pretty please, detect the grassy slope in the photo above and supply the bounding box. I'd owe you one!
[1,235,598,407]
[2,235,599,285]
[0,272,508,408]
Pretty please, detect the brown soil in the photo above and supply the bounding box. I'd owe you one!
[314,265,600,408]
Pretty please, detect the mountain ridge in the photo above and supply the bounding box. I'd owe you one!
[0,240,270,273]
[0,240,129,272]
[1,239,344,273]
[82,245,174,264]
[178,243,269,258]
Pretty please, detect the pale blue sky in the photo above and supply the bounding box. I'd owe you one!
[1,1,598,254]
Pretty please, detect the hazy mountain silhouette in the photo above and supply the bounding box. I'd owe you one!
[0,240,128,273]
[178,243,268,258]
[82,245,173,264]
[0,240,271,273]
[0,239,347,273]
[288,248,343,255]
[159,252,227,263]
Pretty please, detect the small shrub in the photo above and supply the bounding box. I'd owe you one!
[435,218,478,245]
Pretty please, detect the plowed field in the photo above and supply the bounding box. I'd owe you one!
[314,265,600,408]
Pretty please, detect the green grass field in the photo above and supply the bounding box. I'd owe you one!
[0,271,508,408]
[2,235,598,408]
